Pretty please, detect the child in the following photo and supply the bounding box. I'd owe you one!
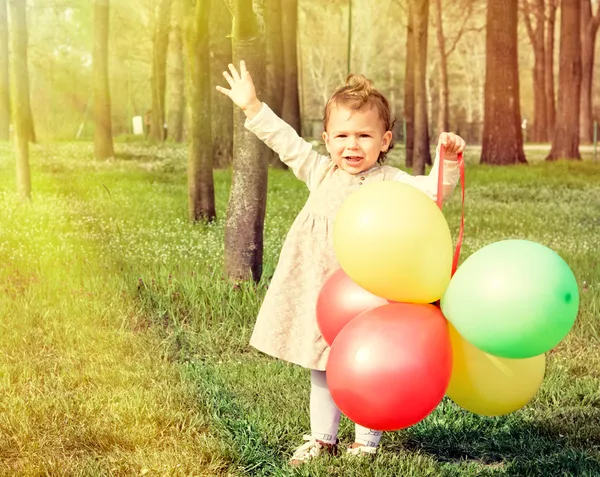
[217,61,465,465]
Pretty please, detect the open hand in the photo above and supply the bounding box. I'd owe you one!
[438,132,466,161]
[216,61,262,118]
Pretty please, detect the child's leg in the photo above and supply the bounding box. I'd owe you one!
[310,369,341,444]
[354,423,382,448]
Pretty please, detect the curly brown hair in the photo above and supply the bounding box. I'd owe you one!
[323,74,395,163]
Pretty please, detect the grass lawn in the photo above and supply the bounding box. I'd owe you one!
[1,141,599,476]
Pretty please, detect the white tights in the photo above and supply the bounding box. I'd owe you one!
[310,369,382,447]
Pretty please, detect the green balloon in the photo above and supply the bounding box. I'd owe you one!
[441,240,579,359]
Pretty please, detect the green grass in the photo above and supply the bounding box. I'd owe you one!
[1,141,599,476]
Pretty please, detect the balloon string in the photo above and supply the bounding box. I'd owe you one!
[436,146,465,277]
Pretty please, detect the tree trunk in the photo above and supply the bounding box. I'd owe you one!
[433,0,449,135]
[167,0,185,142]
[547,0,581,160]
[404,1,415,167]
[281,0,301,135]
[265,0,286,169]
[579,0,599,144]
[8,0,29,197]
[522,0,547,142]
[0,0,9,141]
[93,0,114,159]
[224,0,268,282]
[412,0,431,175]
[481,0,526,165]
[150,0,172,142]
[544,0,557,139]
[184,0,215,221]
[209,0,233,168]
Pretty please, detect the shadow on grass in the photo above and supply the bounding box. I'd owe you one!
[396,401,600,476]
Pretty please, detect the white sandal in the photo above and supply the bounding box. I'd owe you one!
[347,444,378,456]
[289,435,338,466]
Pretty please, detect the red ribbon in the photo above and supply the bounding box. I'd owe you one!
[436,147,465,277]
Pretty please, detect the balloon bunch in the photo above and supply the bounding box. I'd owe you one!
[317,181,579,431]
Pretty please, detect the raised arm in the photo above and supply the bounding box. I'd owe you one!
[216,61,327,189]
[394,132,465,202]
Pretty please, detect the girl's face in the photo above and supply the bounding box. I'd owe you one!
[322,104,392,175]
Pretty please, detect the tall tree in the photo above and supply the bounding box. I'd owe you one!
[522,0,548,142]
[167,0,185,142]
[433,0,473,135]
[411,0,431,175]
[265,0,286,169]
[281,0,300,135]
[150,0,172,142]
[8,0,30,196]
[545,0,557,139]
[183,0,215,221]
[93,0,115,159]
[209,0,233,168]
[404,1,415,167]
[0,0,8,141]
[224,0,268,282]
[579,0,600,144]
[547,0,581,160]
[481,0,526,165]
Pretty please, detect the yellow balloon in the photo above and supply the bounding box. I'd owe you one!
[446,325,546,416]
[333,181,452,303]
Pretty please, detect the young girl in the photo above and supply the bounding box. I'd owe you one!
[217,61,465,465]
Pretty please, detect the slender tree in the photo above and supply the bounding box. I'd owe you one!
[411,0,431,175]
[404,1,415,167]
[579,0,600,144]
[481,0,526,165]
[281,0,301,135]
[224,0,268,282]
[183,0,215,221]
[150,0,172,142]
[209,0,233,168]
[0,0,8,141]
[522,0,548,142]
[167,0,185,142]
[265,0,286,169]
[93,0,114,159]
[547,0,581,160]
[8,0,30,196]
[545,0,557,139]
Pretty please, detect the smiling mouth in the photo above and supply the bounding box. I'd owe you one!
[344,156,363,164]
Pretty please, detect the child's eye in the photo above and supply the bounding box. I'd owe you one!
[360,134,371,138]
[336,135,347,138]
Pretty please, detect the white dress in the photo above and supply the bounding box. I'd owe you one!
[246,103,460,371]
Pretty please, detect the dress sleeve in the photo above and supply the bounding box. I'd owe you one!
[393,146,460,202]
[244,102,329,190]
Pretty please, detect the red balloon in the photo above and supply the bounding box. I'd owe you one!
[326,303,452,431]
[317,269,389,345]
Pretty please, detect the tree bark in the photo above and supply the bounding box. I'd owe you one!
[411,0,431,175]
[433,0,449,135]
[8,0,30,197]
[150,0,172,142]
[547,0,581,160]
[265,0,286,168]
[281,0,301,135]
[481,0,526,165]
[167,0,185,142]
[404,1,415,167]
[0,0,8,141]
[209,0,233,168]
[183,0,215,221]
[522,0,547,142]
[93,0,115,159]
[579,0,600,144]
[224,0,268,282]
[544,0,557,139]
